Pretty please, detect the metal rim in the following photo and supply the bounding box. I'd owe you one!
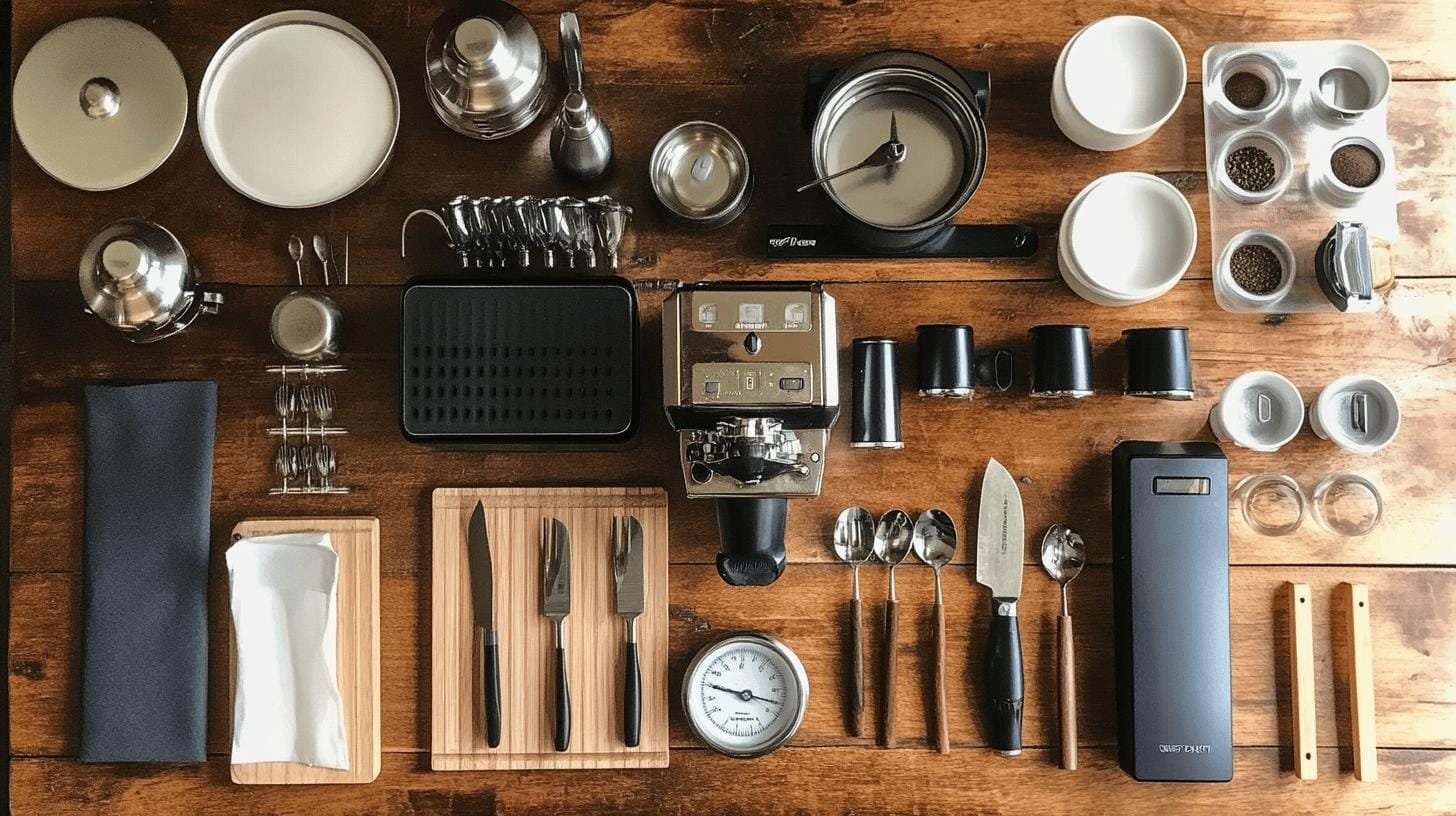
[649,121,752,226]
[197,10,401,209]
[681,632,809,758]
[811,54,986,233]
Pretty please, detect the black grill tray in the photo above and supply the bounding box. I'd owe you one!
[400,276,639,447]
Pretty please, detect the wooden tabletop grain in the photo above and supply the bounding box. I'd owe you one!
[8,1,1456,813]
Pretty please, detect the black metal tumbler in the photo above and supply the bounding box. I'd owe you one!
[1028,324,1094,398]
[916,324,974,398]
[1123,327,1194,400]
[851,337,902,449]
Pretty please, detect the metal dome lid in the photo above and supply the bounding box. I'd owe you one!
[425,0,549,139]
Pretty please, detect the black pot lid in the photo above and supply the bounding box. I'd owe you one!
[13,18,187,191]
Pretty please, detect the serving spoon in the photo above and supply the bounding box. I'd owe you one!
[873,508,913,747]
[912,508,958,754]
[833,507,876,738]
[1041,523,1086,770]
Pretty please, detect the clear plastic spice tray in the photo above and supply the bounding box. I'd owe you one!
[1203,41,1398,313]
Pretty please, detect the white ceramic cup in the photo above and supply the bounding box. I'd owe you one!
[1209,371,1304,453]
[1309,374,1400,453]
[1057,172,1196,305]
[1052,16,1187,151]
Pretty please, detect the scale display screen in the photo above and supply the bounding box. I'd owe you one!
[1153,477,1211,495]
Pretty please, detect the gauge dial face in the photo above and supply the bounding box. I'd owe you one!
[684,634,808,756]
[824,89,966,228]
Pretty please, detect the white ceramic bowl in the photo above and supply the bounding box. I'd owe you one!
[1209,371,1304,453]
[1052,16,1187,151]
[1309,374,1400,454]
[1058,172,1196,304]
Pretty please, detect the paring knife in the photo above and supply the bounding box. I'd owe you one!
[467,501,502,748]
[542,517,572,752]
[977,458,1025,755]
[612,515,645,747]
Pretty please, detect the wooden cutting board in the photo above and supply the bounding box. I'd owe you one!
[431,487,670,770]
[229,517,381,784]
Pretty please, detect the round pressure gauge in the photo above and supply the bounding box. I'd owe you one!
[682,632,809,757]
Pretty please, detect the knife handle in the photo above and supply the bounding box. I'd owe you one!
[624,627,641,748]
[1058,613,1077,770]
[986,598,1023,755]
[554,637,571,752]
[849,596,865,738]
[882,598,899,748]
[478,627,501,748]
[933,597,950,754]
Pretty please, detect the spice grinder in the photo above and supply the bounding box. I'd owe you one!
[805,51,989,252]
[663,283,840,586]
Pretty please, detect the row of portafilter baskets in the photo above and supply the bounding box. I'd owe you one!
[401,194,632,271]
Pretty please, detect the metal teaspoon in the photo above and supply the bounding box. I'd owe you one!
[288,235,304,285]
[872,508,913,748]
[1041,523,1086,770]
[795,112,906,193]
[912,508,958,754]
[313,234,332,285]
[833,507,876,738]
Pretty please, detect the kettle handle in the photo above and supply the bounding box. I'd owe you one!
[560,13,584,93]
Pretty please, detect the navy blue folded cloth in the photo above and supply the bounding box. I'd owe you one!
[81,381,217,763]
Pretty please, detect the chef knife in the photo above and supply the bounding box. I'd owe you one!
[467,500,501,748]
[977,458,1025,755]
[613,515,646,747]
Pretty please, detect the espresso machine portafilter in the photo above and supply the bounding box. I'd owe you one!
[663,283,840,586]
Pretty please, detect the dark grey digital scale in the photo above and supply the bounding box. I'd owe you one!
[1112,441,1233,782]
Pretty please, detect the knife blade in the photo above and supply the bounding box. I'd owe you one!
[977,458,1025,755]
[613,515,645,747]
[467,501,501,748]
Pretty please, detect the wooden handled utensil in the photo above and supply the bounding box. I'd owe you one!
[1041,524,1086,770]
[912,509,958,754]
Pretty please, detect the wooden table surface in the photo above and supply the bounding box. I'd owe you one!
[9,1,1456,813]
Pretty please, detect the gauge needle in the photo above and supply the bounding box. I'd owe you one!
[707,683,783,705]
[795,112,907,193]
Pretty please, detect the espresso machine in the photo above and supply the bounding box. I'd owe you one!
[663,283,840,585]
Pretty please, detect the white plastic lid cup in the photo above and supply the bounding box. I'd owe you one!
[1051,16,1187,151]
[1210,371,1304,453]
[1309,374,1400,453]
[1057,172,1196,305]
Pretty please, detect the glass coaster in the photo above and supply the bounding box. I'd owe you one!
[1235,473,1306,536]
[1311,472,1383,537]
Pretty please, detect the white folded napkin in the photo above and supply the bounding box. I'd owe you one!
[227,532,349,770]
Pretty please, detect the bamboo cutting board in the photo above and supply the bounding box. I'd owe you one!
[229,517,381,784]
[431,487,670,770]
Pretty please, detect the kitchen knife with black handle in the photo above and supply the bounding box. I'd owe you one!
[467,500,501,748]
[977,458,1025,755]
[612,515,645,747]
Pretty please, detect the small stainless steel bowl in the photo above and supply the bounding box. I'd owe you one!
[649,121,752,228]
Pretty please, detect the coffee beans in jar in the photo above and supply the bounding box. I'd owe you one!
[1226,145,1278,193]
[1229,243,1284,296]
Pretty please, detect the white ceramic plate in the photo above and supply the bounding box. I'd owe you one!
[1065,172,1196,298]
[198,11,399,208]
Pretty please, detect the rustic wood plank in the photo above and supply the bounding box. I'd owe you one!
[12,279,1456,574]
[10,79,1454,284]
[12,747,1456,816]
[12,567,1455,757]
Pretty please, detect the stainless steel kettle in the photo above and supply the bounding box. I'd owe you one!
[79,218,223,343]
